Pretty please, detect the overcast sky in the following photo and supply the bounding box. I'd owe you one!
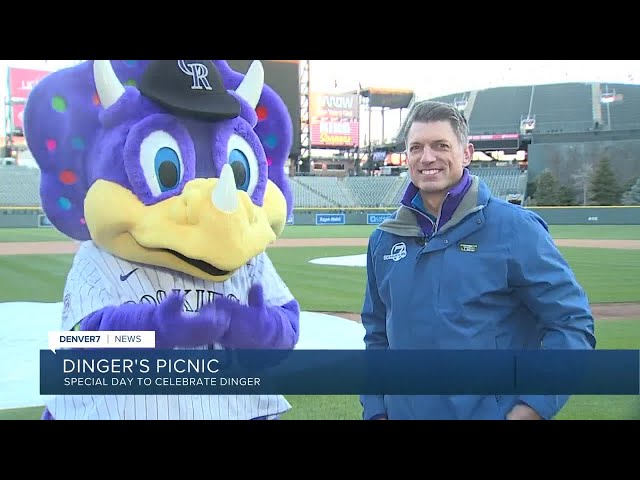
[3,60,639,147]
[309,60,640,100]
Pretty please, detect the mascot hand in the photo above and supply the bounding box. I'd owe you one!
[156,293,227,349]
[213,284,300,350]
[80,293,226,349]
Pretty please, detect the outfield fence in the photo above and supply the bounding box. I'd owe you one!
[285,206,640,226]
[1,205,640,228]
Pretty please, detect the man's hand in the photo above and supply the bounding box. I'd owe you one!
[506,403,543,420]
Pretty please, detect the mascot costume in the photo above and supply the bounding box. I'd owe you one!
[24,60,300,420]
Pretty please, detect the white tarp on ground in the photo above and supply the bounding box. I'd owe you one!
[0,302,365,410]
[308,254,366,267]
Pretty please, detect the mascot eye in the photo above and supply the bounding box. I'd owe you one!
[140,131,185,197]
[226,134,259,195]
[229,149,249,190]
[155,147,181,192]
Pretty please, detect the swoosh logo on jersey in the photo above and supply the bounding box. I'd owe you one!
[119,268,139,281]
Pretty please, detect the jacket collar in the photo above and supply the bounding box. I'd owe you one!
[378,174,491,240]
[400,168,472,237]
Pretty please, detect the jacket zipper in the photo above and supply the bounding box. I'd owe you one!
[403,204,434,258]
[404,192,449,248]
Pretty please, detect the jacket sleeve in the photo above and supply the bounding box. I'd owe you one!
[359,231,389,420]
[508,211,596,420]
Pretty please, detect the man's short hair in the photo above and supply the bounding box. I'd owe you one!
[401,101,469,148]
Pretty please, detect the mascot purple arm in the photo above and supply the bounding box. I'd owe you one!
[24,60,300,420]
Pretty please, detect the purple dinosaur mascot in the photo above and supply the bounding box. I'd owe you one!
[24,60,300,420]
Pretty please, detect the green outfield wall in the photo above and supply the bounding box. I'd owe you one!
[0,208,47,228]
[525,206,640,225]
[287,206,640,226]
[1,205,639,228]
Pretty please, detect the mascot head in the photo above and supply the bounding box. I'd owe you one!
[24,60,294,282]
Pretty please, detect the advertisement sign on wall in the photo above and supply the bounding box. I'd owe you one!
[367,213,392,225]
[309,92,359,148]
[315,213,346,225]
[7,67,52,132]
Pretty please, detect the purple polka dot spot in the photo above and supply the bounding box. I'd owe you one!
[71,137,85,150]
[80,217,86,225]
[52,96,67,113]
[58,197,72,210]
[264,134,278,149]
[267,157,273,166]
[46,139,57,152]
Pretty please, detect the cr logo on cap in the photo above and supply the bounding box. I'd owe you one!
[177,60,213,91]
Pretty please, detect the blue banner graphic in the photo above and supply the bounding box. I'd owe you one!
[367,213,392,225]
[315,213,345,225]
[40,349,640,396]
[38,214,53,228]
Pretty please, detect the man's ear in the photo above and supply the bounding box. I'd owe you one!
[463,143,474,167]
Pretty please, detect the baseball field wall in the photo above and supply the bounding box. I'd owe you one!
[1,206,639,229]
[286,206,640,226]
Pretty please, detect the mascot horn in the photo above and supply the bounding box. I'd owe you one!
[25,60,299,420]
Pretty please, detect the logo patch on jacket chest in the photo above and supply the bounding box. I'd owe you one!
[383,242,407,261]
[459,243,478,252]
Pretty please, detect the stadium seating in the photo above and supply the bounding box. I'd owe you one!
[291,176,357,208]
[429,81,640,135]
[288,167,526,209]
[344,176,406,207]
[4,81,640,214]
[288,179,336,208]
[528,83,593,133]
[468,166,525,198]
[602,83,640,130]
[0,162,527,211]
[0,165,41,207]
[468,86,534,135]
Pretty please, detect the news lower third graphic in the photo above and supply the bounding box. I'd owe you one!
[48,331,156,352]
[40,332,640,396]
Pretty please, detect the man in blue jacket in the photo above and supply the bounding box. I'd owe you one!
[360,100,596,420]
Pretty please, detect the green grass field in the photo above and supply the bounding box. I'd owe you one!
[1,224,639,420]
[1,224,640,242]
[3,246,637,307]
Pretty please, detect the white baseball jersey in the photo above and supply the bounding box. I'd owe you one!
[46,240,294,420]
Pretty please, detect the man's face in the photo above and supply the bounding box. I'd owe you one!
[406,120,473,195]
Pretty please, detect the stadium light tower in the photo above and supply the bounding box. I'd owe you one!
[299,60,311,174]
[600,86,622,129]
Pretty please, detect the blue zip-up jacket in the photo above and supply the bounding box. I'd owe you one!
[360,173,596,420]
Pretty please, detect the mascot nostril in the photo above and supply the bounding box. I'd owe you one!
[25,60,300,421]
